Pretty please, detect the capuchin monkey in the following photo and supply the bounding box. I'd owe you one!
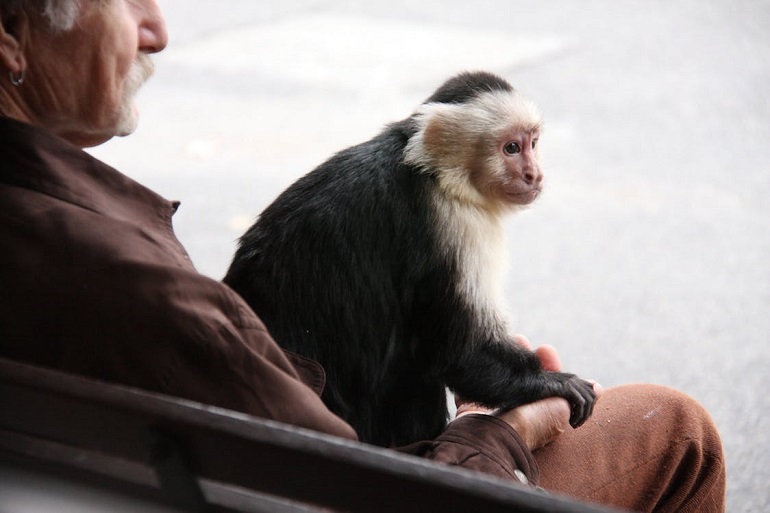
[224,71,596,447]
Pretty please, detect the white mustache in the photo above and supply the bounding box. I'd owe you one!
[126,54,155,97]
[123,53,155,102]
[114,54,156,136]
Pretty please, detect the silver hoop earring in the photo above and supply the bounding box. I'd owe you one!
[9,71,24,87]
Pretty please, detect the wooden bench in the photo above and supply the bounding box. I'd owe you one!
[0,357,623,512]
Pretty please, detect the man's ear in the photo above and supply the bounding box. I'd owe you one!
[0,9,29,74]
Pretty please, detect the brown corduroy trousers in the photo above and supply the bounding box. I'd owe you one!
[535,384,726,513]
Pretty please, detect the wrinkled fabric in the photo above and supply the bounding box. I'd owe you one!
[401,414,539,484]
[0,116,354,439]
[535,384,726,512]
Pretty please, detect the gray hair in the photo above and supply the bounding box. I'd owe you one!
[0,0,81,32]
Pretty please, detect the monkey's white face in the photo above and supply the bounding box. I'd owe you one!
[403,89,543,213]
[494,127,543,205]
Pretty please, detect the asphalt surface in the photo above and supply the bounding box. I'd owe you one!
[90,1,770,510]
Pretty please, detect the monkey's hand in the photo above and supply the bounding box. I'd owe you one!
[512,337,599,428]
[509,337,599,428]
[538,371,598,428]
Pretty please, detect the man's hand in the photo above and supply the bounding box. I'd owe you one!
[454,335,603,450]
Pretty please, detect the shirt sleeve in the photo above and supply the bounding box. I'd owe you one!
[395,414,540,486]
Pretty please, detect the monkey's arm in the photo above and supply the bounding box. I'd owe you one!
[442,337,596,428]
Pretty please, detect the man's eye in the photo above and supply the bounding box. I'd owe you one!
[503,141,521,155]
[532,138,538,149]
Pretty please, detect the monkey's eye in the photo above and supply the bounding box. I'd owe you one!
[531,138,539,150]
[503,141,521,155]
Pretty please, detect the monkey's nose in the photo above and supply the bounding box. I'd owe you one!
[523,168,543,186]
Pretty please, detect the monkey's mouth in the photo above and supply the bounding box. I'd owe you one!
[506,188,541,204]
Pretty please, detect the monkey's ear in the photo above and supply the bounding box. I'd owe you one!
[405,103,471,172]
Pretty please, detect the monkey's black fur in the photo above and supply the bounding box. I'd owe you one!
[424,70,513,104]
[224,72,596,447]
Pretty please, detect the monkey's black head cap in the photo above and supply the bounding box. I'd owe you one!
[423,71,515,106]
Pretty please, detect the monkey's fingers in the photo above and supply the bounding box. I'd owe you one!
[563,376,598,428]
[536,371,597,428]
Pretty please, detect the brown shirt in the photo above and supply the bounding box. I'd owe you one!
[0,116,537,484]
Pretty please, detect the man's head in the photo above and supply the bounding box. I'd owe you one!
[0,0,168,148]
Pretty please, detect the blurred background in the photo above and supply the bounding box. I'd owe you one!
[89,1,770,510]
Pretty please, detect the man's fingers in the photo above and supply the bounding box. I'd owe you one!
[512,334,533,350]
[513,336,563,372]
[535,344,562,372]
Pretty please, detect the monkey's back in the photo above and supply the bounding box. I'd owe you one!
[224,121,449,445]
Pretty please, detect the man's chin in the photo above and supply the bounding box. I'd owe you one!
[74,119,137,149]
[114,123,138,138]
[114,107,140,138]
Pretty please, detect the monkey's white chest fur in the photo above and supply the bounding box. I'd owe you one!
[431,194,510,326]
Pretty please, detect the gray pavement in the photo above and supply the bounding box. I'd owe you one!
[90,1,770,510]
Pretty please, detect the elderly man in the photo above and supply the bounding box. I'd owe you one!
[0,2,725,511]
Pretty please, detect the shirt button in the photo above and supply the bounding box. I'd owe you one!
[513,469,529,485]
